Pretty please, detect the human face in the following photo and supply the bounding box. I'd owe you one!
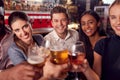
[51,13,69,36]
[11,19,32,45]
[109,4,120,36]
[81,14,99,37]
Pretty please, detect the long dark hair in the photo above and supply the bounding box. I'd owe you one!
[8,11,31,54]
[79,10,106,68]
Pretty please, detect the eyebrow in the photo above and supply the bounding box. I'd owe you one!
[13,23,29,31]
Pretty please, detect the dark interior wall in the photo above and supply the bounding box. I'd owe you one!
[0,0,3,7]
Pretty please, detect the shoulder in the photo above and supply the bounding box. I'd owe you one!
[33,34,43,39]
[44,30,55,39]
[8,42,23,54]
[33,34,44,46]
[33,34,44,41]
[68,29,79,36]
[94,37,111,56]
[8,42,26,65]
[69,29,78,33]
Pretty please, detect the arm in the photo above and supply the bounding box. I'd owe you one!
[78,59,100,80]
[0,63,35,80]
[82,48,102,80]
[93,52,102,77]
[8,45,26,65]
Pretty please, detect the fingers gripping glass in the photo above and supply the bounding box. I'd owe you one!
[69,41,86,80]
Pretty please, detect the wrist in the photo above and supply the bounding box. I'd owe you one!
[82,66,91,74]
[39,76,53,80]
[0,69,10,80]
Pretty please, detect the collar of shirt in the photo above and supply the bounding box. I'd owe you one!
[52,30,71,41]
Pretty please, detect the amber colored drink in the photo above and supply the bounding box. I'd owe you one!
[69,52,85,65]
[50,49,68,64]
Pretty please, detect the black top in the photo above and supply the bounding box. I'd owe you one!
[94,34,120,80]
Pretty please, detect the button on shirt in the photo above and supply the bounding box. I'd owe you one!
[0,30,13,70]
[44,29,79,50]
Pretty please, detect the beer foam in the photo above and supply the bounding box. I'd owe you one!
[27,56,44,64]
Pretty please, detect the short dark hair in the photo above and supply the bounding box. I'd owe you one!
[50,6,69,20]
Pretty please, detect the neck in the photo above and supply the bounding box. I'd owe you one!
[89,32,100,48]
[57,31,67,39]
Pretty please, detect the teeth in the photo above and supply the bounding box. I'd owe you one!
[116,27,120,30]
[58,26,64,30]
[86,30,91,33]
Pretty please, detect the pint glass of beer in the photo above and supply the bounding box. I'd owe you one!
[50,43,69,79]
[27,43,49,67]
[50,44,69,65]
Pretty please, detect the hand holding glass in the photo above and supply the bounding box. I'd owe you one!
[50,43,69,79]
[69,41,86,80]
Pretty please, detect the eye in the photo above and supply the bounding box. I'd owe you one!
[89,21,94,24]
[14,29,19,32]
[53,19,58,23]
[81,22,86,26]
[109,15,116,19]
[23,24,29,28]
[62,18,67,22]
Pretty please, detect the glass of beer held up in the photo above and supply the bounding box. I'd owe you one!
[27,42,50,67]
[49,43,69,79]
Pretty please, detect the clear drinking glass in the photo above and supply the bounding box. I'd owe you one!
[27,40,51,67]
[50,43,69,79]
[69,41,86,80]
[27,43,46,67]
[50,43,69,65]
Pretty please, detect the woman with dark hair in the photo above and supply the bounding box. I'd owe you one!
[8,11,44,65]
[75,10,106,80]
[79,10,106,68]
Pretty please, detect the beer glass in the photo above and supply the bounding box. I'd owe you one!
[41,40,51,57]
[50,43,69,79]
[69,41,86,80]
[27,43,46,67]
[50,44,69,65]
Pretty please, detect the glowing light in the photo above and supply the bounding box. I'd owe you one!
[103,0,114,4]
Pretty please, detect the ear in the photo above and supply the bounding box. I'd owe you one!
[51,20,53,26]
[97,21,101,27]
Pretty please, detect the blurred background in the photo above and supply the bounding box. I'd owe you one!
[1,0,114,36]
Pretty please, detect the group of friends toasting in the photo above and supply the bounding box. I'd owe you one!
[0,0,120,80]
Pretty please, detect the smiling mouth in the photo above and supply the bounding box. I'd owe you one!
[116,26,120,30]
[85,29,93,33]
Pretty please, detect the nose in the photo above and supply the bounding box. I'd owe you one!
[116,17,120,25]
[58,20,63,26]
[20,29,26,36]
[84,22,90,29]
